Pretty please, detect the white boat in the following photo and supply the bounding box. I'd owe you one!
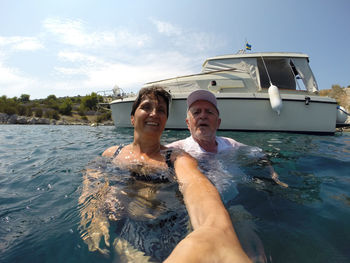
[110,52,343,134]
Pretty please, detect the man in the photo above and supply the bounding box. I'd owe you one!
[167,90,288,262]
[167,89,288,188]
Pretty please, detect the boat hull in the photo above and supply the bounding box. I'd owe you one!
[110,93,337,134]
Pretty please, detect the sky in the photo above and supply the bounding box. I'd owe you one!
[0,0,349,99]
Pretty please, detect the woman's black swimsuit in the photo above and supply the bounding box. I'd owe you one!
[112,145,187,261]
[113,145,174,183]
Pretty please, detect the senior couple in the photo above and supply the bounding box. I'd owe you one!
[82,86,286,262]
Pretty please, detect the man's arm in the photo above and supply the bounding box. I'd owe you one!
[165,153,251,263]
[231,140,288,188]
[267,165,288,188]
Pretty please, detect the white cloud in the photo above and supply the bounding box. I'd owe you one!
[150,18,182,36]
[0,16,226,99]
[176,32,220,52]
[43,18,93,47]
[83,60,189,90]
[43,18,150,49]
[51,49,196,95]
[149,18,226,53]
[0,61,38,97]
[57,51,101,64]
[0,36,44,51]
[115,29,150,48]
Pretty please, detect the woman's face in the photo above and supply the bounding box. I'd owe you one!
[131,95,168,136]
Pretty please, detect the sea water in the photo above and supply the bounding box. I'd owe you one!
[0,125,349,263]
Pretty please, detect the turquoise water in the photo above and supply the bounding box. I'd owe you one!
[1,125,350,262]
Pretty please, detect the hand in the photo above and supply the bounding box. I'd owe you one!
[81,212,110,255]
[271,171,288,188]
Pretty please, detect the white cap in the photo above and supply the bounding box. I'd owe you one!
[187,90,218,112]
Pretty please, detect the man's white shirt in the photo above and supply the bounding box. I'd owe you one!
[167,135,246,157]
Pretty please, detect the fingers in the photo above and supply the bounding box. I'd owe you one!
[97,248,110,256]
[275,179,289,188]
[272,172,288,188]
[273,176,288,188]
[103,228,110,247]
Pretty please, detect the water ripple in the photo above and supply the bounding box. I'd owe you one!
[0,126,349,263]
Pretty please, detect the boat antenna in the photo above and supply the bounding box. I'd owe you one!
[261,56,272,85]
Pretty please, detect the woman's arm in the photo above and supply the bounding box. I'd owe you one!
[165,153,251,262]
[79,145,122,254]
[79,147,119,255]
[79,167,111,255]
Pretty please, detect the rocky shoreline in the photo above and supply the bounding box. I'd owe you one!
[1,112,348,131]
[0,113,114,126]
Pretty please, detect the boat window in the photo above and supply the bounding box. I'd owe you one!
[257,58,297,90]
[289,60,307,91]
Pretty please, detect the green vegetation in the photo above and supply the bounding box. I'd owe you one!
[0,93,112,123]
[2,84,348,123]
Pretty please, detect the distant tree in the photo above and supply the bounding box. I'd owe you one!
[43,95,59,109]
[59,98,73,115]
[74,96,82,103]
[4,106,17,115]
[78,105,86,116]
[81,92,99,110]
[44,109,60,120]
[20,94,30,103]
[25,106,33,117]
[35,108,43,118]
[0,97,18,115]
[46,95,57,101]
[17,105,27,116]
[43,97,59,110]
[0,96,7,113]
[97,112,112,123]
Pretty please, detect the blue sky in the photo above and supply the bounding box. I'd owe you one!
[0,0,349,99]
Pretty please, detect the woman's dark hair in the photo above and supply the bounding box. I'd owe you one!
[131,86,172,118]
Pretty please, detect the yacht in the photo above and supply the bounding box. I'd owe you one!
[110,52,345,134]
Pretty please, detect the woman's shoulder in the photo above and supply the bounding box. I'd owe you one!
[102,145,120,157]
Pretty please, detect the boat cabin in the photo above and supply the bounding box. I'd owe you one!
[202,52,319,94]
[145,52,319,95]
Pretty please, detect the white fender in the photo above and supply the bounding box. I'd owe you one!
[268,85,283,115]
[336,106,348,124]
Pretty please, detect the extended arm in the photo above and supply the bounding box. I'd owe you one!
[79,164,111,255]
[165,153,251,263]
[268,166,288,188]
[259,156,288,188]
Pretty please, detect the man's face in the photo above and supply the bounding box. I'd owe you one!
[186,100,221,141]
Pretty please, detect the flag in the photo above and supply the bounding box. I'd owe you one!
[246,42,252,51]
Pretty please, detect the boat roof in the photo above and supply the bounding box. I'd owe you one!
[203,52,309,67]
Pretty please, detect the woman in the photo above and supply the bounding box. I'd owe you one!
[80,86,250,262]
